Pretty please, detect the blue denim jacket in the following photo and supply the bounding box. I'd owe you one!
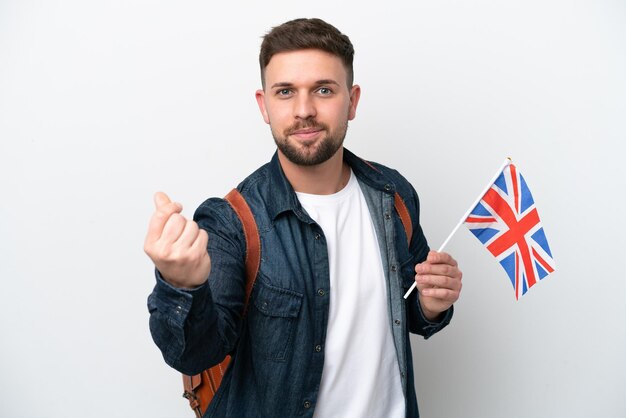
[148,148,453,418]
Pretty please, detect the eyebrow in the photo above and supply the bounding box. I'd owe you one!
[269,79,340,89]
[314,79,340,86]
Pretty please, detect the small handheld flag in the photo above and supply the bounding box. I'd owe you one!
[403,158,555,300]
[464,159,555,299]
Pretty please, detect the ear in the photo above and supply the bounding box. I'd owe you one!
[348,84,361,121]
[255,89,270,124]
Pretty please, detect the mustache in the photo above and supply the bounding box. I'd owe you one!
[284,120,328,136]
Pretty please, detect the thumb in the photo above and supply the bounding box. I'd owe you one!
[154,191,172,209]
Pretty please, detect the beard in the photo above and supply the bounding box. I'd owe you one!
[271,118,348,166]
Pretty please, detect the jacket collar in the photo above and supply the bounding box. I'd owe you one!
[265,147,396,222]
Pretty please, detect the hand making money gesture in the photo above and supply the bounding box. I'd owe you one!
[144,192,211,288]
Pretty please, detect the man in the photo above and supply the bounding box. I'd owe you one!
[145,18,462,418]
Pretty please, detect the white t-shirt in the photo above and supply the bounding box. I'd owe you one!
[296,170,405,418]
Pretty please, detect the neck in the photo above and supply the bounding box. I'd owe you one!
[278,147,350,195]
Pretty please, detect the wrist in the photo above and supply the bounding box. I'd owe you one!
[419,297,445,322]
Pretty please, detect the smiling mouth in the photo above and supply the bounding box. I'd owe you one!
[290,128,324,141]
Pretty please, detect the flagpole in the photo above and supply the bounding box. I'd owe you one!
[403,157,512,299]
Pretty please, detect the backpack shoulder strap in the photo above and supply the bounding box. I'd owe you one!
[224,188,261,306]
[393,192,413,247]
[181,189,261,418]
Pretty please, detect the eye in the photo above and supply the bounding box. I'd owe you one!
[317,87,332,95]
[276,88,292,97]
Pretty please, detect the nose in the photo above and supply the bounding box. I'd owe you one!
[293,94,316,120]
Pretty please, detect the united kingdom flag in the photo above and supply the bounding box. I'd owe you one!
[464,162,555,299]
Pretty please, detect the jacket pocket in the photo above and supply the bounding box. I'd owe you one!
[247,279,303,362]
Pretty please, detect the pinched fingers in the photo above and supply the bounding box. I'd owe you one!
[151,216,205,261]
[145,193,183,244]
[144,193,212,287]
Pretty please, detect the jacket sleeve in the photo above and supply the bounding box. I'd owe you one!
[394,172,454,339]
[147,197,248,375]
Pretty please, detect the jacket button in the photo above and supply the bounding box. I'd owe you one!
[394,319,401,325]
[317,289,326,296]
[384,212,391,220]
[391,265,397,272]
[314,233,321,240]
[303,400,312,409]
[315,344,322,352]
[384,184,392,191]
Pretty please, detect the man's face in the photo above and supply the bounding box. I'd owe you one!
[256,49,360,166]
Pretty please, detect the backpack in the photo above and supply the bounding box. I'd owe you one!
[181,185,414,417]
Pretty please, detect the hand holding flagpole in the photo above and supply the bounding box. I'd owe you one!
[403,157,512,299]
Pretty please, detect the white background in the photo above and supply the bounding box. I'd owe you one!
[1,1,625,417]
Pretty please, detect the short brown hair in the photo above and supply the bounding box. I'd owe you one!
[259,18,355,89]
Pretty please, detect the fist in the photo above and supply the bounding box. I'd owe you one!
[144,192,211,288]
[414,251,462,320]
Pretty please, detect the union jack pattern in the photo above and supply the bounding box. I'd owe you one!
[464,163,555,299]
